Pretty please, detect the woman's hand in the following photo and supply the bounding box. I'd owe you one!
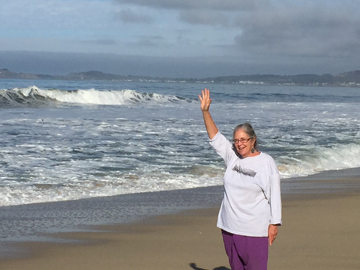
[268,224,279,246]
[198,88,212,111]
[198,88,218,139]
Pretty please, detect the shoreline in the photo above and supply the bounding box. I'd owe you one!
[1,168,360,269]
[2,187,360,270]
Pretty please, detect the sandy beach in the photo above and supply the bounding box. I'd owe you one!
[2,175,360,270]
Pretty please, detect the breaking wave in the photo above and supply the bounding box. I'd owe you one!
[277,143,360,178]
[0,86,188,107]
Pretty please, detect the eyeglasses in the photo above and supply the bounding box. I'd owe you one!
[232,138,252,144]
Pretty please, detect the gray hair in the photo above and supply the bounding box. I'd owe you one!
[233,122,258,149]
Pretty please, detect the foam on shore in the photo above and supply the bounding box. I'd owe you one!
[1,167,360,261]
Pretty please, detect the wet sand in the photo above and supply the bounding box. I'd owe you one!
[1,173,360,270]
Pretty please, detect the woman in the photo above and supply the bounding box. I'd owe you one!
[199,88,281,270]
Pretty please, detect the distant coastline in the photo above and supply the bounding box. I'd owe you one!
[1,68,360,87]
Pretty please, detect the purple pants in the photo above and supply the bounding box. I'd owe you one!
[222,230,268,270]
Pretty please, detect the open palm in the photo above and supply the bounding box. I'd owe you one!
[198,88,212,111]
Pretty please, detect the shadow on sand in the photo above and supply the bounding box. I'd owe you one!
[189,262,230,270]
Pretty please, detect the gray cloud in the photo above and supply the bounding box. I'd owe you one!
[1,50,358,78]
[114,0,264,27]
[117,8,153,24]
[131,35,164,47]
[233,3,360,60]
[80,39,118,46]
[114,0,264,11]
[2,1,360,77]
[114,0,360,61]
[179,10,229,26]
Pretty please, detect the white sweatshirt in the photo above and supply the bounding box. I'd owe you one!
[210,132,282,237]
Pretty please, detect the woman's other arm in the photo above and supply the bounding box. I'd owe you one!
[199,88,218,139]
[268,224,279,246]
[268,160,282,246]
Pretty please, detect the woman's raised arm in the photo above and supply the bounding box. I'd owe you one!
[199,88,218,139]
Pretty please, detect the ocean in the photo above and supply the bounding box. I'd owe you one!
[1,79,360,208]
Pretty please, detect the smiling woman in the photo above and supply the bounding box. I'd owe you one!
[232,123,258,158]
[199,88,282,270]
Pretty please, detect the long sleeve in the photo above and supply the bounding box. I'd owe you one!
[209,132,235,167]
[269,169,282,225]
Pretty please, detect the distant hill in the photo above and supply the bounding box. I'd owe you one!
[0,68,53,80]
[1,68,360,86]
[60,71,153,81]
[202,71,360,86]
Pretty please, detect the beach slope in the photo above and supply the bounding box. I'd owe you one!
[2,180,360,270]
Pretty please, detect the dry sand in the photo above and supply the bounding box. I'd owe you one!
[2,184,360,270]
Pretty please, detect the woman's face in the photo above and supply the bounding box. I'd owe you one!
[233,129,255,158]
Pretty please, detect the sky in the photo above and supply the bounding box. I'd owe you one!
[1,0,360,78]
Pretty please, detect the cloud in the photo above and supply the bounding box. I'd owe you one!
[0,0,114,31]
[130,35,164,47]
[114,0,264,11]
[2,0,360,77]
[2,50,358,78]
[114,0,360,59]
[114,0,266,26]
[117,8,153,24]
[178,10,229,26]
[80,39,118,46]
[233,2,360,59]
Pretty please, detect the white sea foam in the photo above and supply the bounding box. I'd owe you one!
[277,143,360,178]
[2,141,359,206]
[0,167,224,207]
[1,82,360,207]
